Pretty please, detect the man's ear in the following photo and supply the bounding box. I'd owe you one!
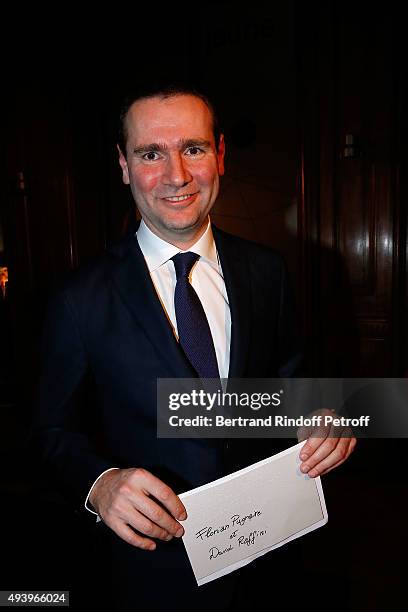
[217,134,225,176]
[117,144,130,185]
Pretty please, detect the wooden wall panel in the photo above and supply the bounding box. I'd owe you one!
[297,1,403,375]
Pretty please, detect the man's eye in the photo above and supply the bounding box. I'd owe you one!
[185,147,203,156]
[142,151,160,161]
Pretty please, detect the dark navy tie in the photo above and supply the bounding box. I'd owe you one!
[172,252,220,378]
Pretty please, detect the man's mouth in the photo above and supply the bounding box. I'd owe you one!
[162,193,197,203]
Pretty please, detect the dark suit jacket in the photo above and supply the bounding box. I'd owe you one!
[33,225,301,609]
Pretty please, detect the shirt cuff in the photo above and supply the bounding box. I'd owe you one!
[84,467,119,523]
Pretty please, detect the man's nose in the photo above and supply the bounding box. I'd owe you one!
[163,153,192,187]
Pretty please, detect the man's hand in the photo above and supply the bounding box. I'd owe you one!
[297,409,357,478]
[89,468,187,550]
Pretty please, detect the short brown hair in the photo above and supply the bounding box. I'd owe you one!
[118,83,221,154]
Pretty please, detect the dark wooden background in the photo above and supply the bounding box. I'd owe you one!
[0,2,406,609]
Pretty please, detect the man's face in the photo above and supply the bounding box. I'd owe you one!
[118,94,225,246]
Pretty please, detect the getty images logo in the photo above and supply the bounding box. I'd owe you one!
[168,389,284,411]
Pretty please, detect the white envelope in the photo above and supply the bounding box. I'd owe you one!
[180,441,327,585]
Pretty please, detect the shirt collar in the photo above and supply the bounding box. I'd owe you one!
[136,218,218,273]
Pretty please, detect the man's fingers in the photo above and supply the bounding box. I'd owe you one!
[303,437,356,477]
[126,508,176,540]
[318,457,347,476]
[317,436,357,476]
[92,467,188,548]
[129,491,185,537]
[101,496,174,542]
[299,423,332,461]
[133,468,187,521]
[300,429,342,473]
[114,522,157,551]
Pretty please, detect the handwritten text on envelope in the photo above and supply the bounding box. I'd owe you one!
[179,442,327,585]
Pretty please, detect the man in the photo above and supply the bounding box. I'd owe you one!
[34,86,355,610]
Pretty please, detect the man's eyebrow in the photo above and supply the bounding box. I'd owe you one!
[132,139,212,155]
[132,143,167,155]
[180,138,212,149]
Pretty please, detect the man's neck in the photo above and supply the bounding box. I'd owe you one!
[143,218,210,250]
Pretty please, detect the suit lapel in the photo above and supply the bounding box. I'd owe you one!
[108,233,197,378]
[213,226,252,378]
[107,226,252,380]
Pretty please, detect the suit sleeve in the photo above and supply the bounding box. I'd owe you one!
[31,289,116,512]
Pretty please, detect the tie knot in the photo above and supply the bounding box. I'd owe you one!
[172,251,200,279]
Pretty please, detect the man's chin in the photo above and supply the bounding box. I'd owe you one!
[163,215,206,235]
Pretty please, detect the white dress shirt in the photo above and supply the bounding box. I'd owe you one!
[137,217,231,379]
[85,217,231,518]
